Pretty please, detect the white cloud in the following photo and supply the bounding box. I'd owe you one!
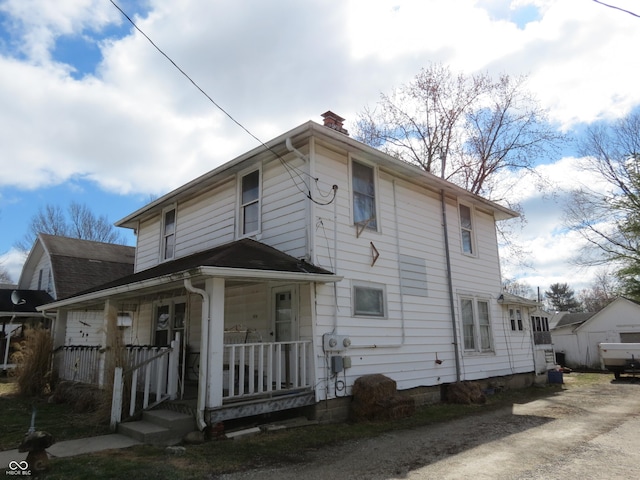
[1,0,639,297]
[0,248,27,284]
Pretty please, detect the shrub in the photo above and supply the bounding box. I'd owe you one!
[11,326,53,398]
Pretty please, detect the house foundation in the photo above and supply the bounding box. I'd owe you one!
[310,372,535,424]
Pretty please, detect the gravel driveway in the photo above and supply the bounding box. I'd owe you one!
[217,374,640,480]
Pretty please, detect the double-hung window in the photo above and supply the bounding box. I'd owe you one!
[162,206,176,261]
[509,308,524,331]
[352,160,377,230]
[460,297,493,352]
[459,204,474,255]
[240,169,260,236]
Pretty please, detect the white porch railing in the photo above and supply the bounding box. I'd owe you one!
[55,345,102,384]
[223,340,312,400]
[110,334,180,430]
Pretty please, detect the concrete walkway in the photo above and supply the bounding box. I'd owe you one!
[0,434,141,469]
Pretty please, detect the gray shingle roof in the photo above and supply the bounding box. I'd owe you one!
[39,234,135,300]
[0,289,54,314]
[553,312,596,329]
[71,238,334,298]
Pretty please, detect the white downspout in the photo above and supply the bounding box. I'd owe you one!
[183,278,208,431]
[2,315,16,372]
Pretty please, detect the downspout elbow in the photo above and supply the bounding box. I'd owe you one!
[184,278,209,431]
[285,137,308,161]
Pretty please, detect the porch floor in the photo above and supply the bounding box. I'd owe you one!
[162,388,315,425]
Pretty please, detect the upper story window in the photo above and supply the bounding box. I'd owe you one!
[352,160,377,230]
[240,169,261,236]
[459,204,475,255]
[162,206,176,261]
[509,308,524,331]
[461,297,493,353]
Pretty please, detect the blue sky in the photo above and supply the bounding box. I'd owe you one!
[1,0,639,294]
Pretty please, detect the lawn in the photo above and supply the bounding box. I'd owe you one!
[1,372,611,480]
[0,377,110,451]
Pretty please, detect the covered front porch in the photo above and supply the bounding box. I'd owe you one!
[41,239,339,430]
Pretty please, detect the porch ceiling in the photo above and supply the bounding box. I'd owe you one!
[37,239,340,311]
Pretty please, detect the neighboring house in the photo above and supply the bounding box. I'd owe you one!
[1,288,54,371]
[18,233,135,347]
[39,112,535,430]
[19,233,135,301]
[551,297,640,369]
[498,293,556,375]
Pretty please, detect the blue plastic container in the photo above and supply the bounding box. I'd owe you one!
[548,370,563,384]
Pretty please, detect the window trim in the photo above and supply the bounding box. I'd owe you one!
[460,295,494,353]
[160,205,177,262]
[237,166,262,238]
[458,203,476,256]
[352,280,387,318]
[350,157,379,232]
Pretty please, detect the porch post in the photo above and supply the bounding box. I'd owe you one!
[51,308,68,350]
[51,308,68,377]
[206,277,225,409]
[98,300,118,387]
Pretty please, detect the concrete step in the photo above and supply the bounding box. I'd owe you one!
[118,409,196,445]
[118,420,172,445]
[144,409,195,433]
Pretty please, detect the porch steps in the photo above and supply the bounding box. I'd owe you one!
[118,409,196,446]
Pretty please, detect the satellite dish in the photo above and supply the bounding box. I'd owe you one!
[11,290,26,306]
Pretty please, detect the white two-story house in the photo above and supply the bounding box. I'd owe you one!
[40,112,535,430]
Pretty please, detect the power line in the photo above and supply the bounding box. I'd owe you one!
[592,0,640,18]
[108,0,337,206]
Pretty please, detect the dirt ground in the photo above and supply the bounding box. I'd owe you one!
[217,374,640,480]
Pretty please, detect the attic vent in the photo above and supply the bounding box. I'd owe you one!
[321,111,349,135]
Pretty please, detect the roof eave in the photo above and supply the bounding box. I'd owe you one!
[37,265,341,311]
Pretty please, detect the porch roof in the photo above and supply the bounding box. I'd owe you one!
[1,289,54,318]
[37,239,340,311]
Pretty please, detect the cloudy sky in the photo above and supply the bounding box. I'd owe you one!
[1,0,639,295]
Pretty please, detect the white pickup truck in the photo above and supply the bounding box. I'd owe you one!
[598,343,640,379]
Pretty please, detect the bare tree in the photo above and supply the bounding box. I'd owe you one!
[563,112,640,298]
[502,277,535,299]
[15,201,128,251]
[354,63,564,200]
[578,270,618,312]
[0,263,12,283]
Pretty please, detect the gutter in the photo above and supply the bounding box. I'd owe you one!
[37,267,341,312]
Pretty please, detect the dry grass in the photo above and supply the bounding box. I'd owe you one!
[11,326,53,398]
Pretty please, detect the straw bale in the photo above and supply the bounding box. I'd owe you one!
[350,374,415,421]
[445,381,486,405]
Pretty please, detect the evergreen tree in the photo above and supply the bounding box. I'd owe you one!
[545,283,581,312]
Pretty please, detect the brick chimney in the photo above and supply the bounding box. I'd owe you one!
[321,111,349,135]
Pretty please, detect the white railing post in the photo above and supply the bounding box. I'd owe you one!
[110,367,123,431]
[167,332,180,400]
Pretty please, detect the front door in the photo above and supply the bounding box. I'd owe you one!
[272,286,298,387]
